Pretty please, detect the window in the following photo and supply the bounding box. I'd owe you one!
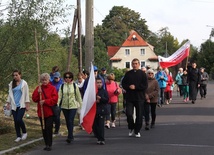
[140,49,145,55]
[125,62,130,68]
[125,49,130,55]
[141,61,145,68]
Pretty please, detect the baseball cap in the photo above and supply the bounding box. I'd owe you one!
[54,72,60,78]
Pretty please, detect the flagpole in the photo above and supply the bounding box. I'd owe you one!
[185,56,189,70]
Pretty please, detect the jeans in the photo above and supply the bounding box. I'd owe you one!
[126,100,144,134]
[106,103,117,122]
[12,107,26,138]
[40,116,53,147]
[62,109,77,140]
[158,88,165,105]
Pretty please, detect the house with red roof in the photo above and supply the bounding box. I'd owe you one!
[107,30,158,70]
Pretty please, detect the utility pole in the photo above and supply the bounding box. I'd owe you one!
[77,0,82,72]
[85,0,94,70]
[67,9,77,72]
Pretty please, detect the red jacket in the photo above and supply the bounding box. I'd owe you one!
[164,75,173,92]
[106,81,121,104]
[32,83,58,118]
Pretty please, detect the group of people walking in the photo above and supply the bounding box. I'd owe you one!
[5,59,209,151]
[176,62,209,104]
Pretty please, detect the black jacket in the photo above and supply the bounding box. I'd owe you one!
[96,87,109,115]
[122,69,148,102]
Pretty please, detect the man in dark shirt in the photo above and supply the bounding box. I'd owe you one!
[122,58,148,138]
[187,62,201,104]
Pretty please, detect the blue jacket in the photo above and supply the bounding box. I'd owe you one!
[175,73,183,85]
[51,78,63,92]
[155,71,168,88]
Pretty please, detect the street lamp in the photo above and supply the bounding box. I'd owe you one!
[206,25,214,40]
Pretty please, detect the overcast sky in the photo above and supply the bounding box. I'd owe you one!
[75,0,214,48]
[1,0,214,48]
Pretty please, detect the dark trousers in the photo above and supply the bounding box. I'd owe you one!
[93,114,105,141]
[106,103,117,122]
[200,84,207,97]
[144,102,157,125]
[178,85,184,96]
[164,91,171,100]
[39,116,53,147]
[122,93,127,110]
[126,100,144,134]
[189,81,198,100]
[62,109,77,140]
[12,107,26,138]
[158,88,165,105]
[53,108,61,133]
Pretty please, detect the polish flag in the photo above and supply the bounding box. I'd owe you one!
[158,41,190,68]
[80,63,96,134]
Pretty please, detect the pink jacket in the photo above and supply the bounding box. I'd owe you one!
[106,81,121,104]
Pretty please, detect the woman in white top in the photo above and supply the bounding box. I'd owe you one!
[6,69,30,142]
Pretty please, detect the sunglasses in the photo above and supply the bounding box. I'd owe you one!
[65,77,72,79]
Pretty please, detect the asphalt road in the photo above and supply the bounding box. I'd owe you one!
[25,82,214,155]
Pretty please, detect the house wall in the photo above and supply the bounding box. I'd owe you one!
[111,46,158,70]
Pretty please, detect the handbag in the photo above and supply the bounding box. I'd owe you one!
[51,105,60,116]
[41,88,59,116]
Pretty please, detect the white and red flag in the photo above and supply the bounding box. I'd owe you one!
[80,63,96,134]
[158,41,190,68]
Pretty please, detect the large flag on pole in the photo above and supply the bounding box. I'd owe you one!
[80,63,96,134]
[158,41,190,68]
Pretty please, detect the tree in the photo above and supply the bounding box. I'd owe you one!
[0,0,72,102]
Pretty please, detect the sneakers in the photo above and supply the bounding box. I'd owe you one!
[43,146,52,151]
[105,123,110,129]
[186,97,189,101]
[21,133,27,140]
[192,100,195,104]
[135,133,141,138]
[111,122,116,128]
[183,99,186,102]
[128,130,134,136]
[14,137,22,142]
[97,141,105,145]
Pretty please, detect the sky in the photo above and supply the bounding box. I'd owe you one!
[1,0,214,48]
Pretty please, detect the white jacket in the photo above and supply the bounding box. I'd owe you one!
[7,79,30,111]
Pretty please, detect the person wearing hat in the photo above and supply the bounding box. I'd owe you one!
[51,71,63,134]
[100,67,107,81]
[199,67,209,99]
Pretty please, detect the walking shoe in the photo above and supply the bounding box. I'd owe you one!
[192,100,195,104]
[145,124,150,130]
[135,133,141,138]
[157,104,161,107]
[100,141,105,145]
[150,124,155,128]
[14,137,22,142]
[97,141,101,144]
[128,130,134,136]
[186,97,189,101]
[183,99,186,102]
[21,133,27,140]
[111,122,116,128]
[105,123,110,129]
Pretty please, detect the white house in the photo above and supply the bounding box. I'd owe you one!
[107,30,158,70]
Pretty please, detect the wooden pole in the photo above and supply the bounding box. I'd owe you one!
[67,9,78,72]
[85,0,94,70]
[77,0,82,72]
[35,29,45,130]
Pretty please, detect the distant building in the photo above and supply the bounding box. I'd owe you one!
[107,30,158,70]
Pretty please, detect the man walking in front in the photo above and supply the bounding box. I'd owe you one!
[122,58,148,138]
